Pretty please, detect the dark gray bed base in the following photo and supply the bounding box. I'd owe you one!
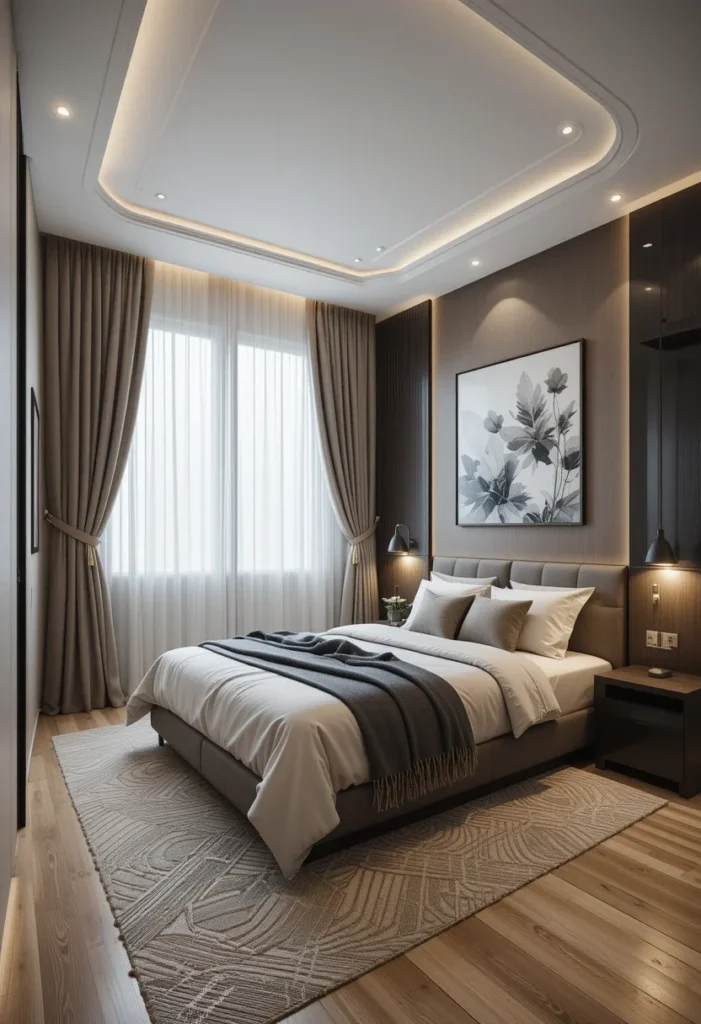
[150,704,594,857]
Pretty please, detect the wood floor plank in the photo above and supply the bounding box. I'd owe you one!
[538,874,701,973]
[408,916,627,1024]
[89,710,114,730]
[605,833,701,887]
[506,876,701,1022]
[54,717,80,735]
[631,818,701,857]
[556,844,701,952]
[478,897,691,1024]
[320,956,479,1024]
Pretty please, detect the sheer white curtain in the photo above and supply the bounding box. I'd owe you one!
[103,262,346,693]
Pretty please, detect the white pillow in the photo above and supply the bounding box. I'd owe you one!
[431,571,498,587]
[510,581,592,594]
[421,577,492,599]
[490,585,594,659]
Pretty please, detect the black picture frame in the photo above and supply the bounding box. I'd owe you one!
[30,386,40,553]
[455,339,586,527]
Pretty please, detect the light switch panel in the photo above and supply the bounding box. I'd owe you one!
[646,630,660,648]
[661,632,678,650]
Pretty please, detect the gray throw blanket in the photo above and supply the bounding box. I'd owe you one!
[200,631,477,812]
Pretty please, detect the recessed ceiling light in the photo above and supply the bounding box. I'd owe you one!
[645,286,653,292]
[353,257,362,263]
[560,124,574,136]
[471,259,481,267]
[154,192,167,200]
[610,193,623,203]
[375,246,385,253]
[54,104,71,118]
[642,242,653,248]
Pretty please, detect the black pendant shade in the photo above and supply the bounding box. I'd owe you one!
[388,524,410,555]
[645,527,677,566]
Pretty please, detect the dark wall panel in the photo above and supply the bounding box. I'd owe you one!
[629,568,701,674]
[629,181,701,569]
[376,300,431,608]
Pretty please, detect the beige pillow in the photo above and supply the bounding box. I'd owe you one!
[403,587,475,639]
[457,596,532,652]
[491,585,594,659]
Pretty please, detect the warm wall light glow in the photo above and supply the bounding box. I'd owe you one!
[645,286,652,292]
[610,193,622,203]
[55,104,71,118]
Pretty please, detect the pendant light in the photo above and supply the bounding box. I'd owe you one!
[645,264,676,565]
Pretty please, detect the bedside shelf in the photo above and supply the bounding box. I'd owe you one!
[595,666,701,798]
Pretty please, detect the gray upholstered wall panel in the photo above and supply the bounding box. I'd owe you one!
[432,557,627,668]
[433,219,629,563]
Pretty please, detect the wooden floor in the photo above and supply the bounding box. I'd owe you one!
[2,712,701,1024]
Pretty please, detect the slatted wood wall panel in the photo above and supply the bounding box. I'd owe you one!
[375,300,431,610]
[629,566,701,674]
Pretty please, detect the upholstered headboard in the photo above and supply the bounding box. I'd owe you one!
[432,557,628,668]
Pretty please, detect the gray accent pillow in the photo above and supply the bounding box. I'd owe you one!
[457,595,532,652]
[403,588,475,639]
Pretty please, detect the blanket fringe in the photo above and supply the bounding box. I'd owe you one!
[372,746,478,812]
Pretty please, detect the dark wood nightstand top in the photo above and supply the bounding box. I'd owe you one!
[596,665,701,697]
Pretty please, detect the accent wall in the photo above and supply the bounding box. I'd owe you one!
[433,219,629,564]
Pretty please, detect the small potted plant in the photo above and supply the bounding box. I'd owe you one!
[382,594,410,626]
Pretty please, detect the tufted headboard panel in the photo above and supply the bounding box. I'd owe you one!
[431,556,628,668]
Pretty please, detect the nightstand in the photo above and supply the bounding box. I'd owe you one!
[595,666,701,798]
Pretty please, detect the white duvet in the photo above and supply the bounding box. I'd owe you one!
[127,624,562,877]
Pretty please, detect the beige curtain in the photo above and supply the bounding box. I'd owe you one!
[42,235,154,713]
[307,299,378,624]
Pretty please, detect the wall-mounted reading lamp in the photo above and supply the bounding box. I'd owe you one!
[387,524,414,555]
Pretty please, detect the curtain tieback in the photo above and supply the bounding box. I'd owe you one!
[349,516,379,565]
[44,511,100,566]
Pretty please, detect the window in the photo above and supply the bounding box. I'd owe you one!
[103,263,344,688]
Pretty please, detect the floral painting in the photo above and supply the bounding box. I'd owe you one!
[457,340,584,526]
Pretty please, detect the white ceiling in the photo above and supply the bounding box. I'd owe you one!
[13,0,701,317]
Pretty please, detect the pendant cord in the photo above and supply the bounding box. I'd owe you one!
[657,214,664,534]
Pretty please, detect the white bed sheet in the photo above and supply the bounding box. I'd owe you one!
[518,650,611,716]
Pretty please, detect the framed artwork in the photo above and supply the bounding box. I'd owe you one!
[456,339,584,526]
[31,387,40,553]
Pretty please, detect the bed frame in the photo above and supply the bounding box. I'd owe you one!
[152,558,628,858]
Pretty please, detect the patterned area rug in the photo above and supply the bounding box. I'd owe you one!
[54,719,665,1024]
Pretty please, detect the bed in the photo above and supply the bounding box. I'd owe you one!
[127,557,627,877]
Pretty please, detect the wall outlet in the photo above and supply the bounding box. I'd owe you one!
[661,632,678,650]
[646,630,660,648]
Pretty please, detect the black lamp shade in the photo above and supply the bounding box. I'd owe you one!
[645,528,677,566]
[388,524,409,555]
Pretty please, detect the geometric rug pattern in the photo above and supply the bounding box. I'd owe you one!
[53,719,665,1024]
